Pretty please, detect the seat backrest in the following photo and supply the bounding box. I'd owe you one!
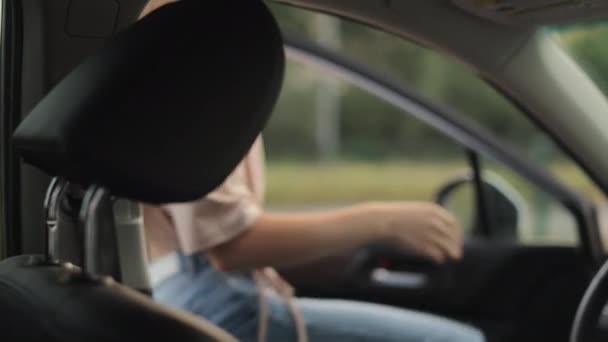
[1,0,284,341]
[0,255,236,342]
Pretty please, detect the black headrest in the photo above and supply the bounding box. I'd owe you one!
[13,0,284,204]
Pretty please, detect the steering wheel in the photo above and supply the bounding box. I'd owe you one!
[571,260,608,342]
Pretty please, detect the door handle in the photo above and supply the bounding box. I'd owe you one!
[370,268,428,289]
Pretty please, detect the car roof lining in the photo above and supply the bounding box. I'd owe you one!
[271,0,535,75]
[452,0,608,27]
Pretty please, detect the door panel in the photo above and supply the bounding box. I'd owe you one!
[281,240,590,341]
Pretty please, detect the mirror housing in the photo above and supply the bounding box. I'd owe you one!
[435,172,526,240]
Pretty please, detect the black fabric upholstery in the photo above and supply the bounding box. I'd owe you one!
[0,255,234,342]
[13,0,285,204]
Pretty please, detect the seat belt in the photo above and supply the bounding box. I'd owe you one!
[113,199,153,295]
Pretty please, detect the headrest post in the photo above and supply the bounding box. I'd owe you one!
[80,185,119,278]
[113,199,153,294]
[43,178,69,263]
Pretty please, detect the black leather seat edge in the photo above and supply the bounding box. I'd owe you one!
[0,255,235,342]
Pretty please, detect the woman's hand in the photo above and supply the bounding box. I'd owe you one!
[208,201,463,272]
[371,202,463,263]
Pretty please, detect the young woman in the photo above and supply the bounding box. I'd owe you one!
[143,136,483,342]
[140,2,484,341]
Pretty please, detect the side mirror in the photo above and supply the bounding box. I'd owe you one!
[435,171,526,240]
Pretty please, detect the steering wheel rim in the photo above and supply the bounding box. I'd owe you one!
[571,259,608,342]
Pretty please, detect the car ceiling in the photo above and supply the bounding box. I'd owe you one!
[272,0,534,74]
[273,0,608,70]
[453,0,608,27]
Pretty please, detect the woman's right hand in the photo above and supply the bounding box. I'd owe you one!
[370,201,464,263]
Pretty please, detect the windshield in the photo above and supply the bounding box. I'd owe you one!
[553,22,608,96]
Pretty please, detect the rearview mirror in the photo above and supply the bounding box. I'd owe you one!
[435,172,526,240]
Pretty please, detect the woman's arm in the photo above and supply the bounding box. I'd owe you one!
[208,201,462,272]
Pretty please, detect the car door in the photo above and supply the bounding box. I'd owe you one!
[268,35,604,342]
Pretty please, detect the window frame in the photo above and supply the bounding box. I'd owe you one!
[0,0,4,259]
[0,0,24,259]
[283,34,603,265]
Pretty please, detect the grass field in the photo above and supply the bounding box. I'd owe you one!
[265,160,605,206]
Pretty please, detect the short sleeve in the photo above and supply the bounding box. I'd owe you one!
[162,161,262,254]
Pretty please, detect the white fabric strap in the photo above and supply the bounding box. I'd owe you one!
[113,199,153,291]
[254,268,308,342]
[148,252,181,287]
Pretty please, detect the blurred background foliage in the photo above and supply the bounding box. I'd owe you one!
[261,4,608,211]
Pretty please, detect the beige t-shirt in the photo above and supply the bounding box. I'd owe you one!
[143,137,265,260]
[143,137,307,341]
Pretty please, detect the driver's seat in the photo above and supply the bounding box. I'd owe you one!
[0,0,284,341]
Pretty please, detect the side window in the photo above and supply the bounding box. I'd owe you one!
[266,4,597,246]
[265,60,469,209]
[270,4,603,204]
[265,58,579,246]
[482,160,578,245]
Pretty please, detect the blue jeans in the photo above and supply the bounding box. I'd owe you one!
[152,253,485,342]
